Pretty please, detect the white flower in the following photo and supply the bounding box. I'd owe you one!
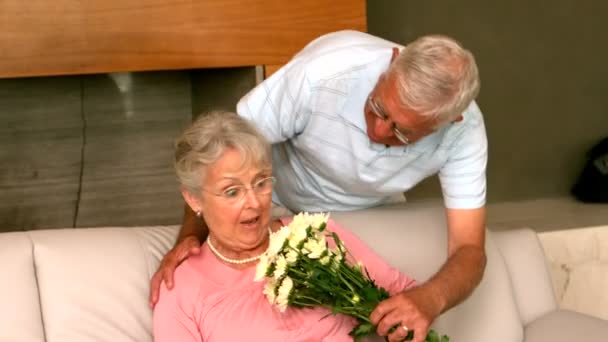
[285,249,299,264]
[273,255,288,280]
[320,255,331,265]
[288,223,308,249]
[254,254,270,281]
[332,246,344,260]
[276,276,294,312]
[263,278,278,304]
[308,212,329,229]
[289,212,308,230]
[267,226,290,258]
[331,249,343,270]
[287,212,330,250]
[303,235,327,259]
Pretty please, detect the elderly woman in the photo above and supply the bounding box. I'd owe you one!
[153,111,416,342]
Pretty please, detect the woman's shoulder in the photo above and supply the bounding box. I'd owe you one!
[163,251,225,302]
[163,254,209,299]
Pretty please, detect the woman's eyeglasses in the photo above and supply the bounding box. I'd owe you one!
[202,176,276,203]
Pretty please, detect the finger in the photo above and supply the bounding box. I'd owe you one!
[370,298,397,324]
[411,324,428,342]
[149,272,163,308]
[376,310,402,336]
[162,265,177,289]
[176,239,200,261]
[188,245,201,256]
[401,322,426,342]
[388,323,410,342]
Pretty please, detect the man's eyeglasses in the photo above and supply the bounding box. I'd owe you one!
[203,176,275,203]
[367,96,411,145]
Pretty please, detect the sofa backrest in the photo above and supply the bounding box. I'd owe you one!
[0,204,557,342]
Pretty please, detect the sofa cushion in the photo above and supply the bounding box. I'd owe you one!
[30,226,177,342]
[0,232,45,342]
[525,310,608,342]
[331,204,524,342]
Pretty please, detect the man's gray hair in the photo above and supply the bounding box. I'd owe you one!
[389,35,480,126]
[174,111,271,196]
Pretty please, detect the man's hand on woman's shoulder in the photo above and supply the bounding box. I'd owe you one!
[149,235,202,308]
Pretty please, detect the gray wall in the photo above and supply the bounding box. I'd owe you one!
[0,69,257,232]
[3,2,607,230]
[0,72,194,231]
[368,1,608,202]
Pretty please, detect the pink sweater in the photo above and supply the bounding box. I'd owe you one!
[153,218,416,342]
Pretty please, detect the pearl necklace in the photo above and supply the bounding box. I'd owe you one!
[206,227,272,265]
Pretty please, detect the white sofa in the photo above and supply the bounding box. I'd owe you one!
[2,204,607,342]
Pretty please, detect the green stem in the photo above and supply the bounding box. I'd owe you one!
[287,267,309,279]
[332,307,372,323]
[336,269,356,293]
[295,295,323,305]
[291,299,322,307]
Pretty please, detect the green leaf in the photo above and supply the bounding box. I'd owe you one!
[425,329,438,342]
[360,286,380,303]
[424,329,450,342]
[265,263,276,277]
[349,322,375,340]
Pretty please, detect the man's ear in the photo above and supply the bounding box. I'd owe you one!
[452,115,464,123]
[181,188,202,214]
[391,47,400,62]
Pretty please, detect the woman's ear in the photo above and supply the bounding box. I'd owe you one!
[391,47,400,62]
[181,188,202,214]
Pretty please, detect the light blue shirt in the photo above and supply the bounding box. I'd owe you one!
[237,30,487,212]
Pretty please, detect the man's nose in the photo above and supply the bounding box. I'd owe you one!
[374,116,393,137]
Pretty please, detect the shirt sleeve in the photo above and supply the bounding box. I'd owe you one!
[439,102,488,209]
[153,280,203,342]
[326,219,417,295]
[236,60,313,144]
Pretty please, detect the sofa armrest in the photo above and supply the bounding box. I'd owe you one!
[332,205,525,342]
[493,228,557,324]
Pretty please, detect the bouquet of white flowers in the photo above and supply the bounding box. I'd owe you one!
[254,212,449,342]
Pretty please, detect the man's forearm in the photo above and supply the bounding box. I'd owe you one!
[177,205,209,245]
[421,244,486,315]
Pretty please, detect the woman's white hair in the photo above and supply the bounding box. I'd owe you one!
[174,111,271,197]
[388,35,480,126]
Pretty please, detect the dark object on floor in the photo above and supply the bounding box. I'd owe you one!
[572,136,608,203]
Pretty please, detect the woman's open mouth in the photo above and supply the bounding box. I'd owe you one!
[240,216,261,228]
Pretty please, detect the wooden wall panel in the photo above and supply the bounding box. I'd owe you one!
[0,0,366,78]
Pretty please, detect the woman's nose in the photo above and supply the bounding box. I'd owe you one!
[243,188,261,208]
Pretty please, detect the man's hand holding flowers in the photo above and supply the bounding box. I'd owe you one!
[371,285,443,342]
[255,212,449,342]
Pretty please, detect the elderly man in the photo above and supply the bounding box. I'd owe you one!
[152,30,487,342]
